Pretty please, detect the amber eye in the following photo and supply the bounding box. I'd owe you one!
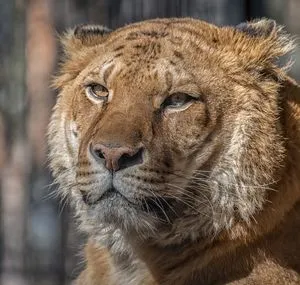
[161,93,195,109]
[85,84,109,101]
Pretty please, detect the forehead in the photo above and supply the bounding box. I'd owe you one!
[104,22,212,64]
[84,26,215,85]
[78,19,233,97]
[83,44,191,91]
[100,36,183,79]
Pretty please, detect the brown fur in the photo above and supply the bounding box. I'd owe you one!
[49,18,300,284]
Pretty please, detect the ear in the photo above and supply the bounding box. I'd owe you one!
[230,19,295,76]
[236,18,277,37]
[61,24,112,57]
[53,25,112,90]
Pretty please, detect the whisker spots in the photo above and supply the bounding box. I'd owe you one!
[77,180,101,186]
[76,170,102,177]
[76,161,91,167]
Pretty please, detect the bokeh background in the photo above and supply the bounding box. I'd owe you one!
[0,0,299,284]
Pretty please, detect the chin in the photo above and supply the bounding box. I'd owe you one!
[80,189,161,238]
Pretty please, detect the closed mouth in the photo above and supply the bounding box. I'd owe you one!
[83,186,137,206]
[82,187,175,219]
[100,187,120,200]
[81,187,121,205]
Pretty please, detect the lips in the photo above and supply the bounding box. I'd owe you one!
[81,186,176,221]
[81,186,134,206]
[81,187,119,205]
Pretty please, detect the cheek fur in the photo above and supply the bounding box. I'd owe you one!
[64,118,80,163]
[162,104,209,152]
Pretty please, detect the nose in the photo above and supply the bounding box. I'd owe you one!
[90,143,144,171]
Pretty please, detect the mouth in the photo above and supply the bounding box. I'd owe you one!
[80,184,179,232]
[82,187,175,216]
[81,186,124,206]
[100,187,121,200]
[82,185,143,208]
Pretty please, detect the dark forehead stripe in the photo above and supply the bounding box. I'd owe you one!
[104,18,215,48]
[156,42,161,54]
[125,30,169,40]
[103,63,115,84]
[126,42,161,67]
[168,60,176,66]
[133,43,149,53]
[113,53,123,58]
[141,30,168,38]
[173,50,184,60]
[113,45,125,52]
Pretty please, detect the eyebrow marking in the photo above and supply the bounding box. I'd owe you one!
[102,63,115,85]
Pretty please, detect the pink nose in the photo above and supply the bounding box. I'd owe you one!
[90,143,144,171]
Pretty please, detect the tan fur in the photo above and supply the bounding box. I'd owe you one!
[48,18,300,284]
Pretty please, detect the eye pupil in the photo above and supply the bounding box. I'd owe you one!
[91,84,105,93]
[161,93,194,109]
[171,94,186,105]
[86,84,109,101]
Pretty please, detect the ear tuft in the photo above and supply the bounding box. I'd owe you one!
[53,24,112,89]
[60,24,112,58]
[72,24,111,47]
[235,19,295,56]
[74,24,111,39]
[232,18,296,77]
[236,19,276,38]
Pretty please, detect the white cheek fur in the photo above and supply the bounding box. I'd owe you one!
[69,121,79,148]
[63,117,79,164]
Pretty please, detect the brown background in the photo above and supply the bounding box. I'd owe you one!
[0,0,299,284]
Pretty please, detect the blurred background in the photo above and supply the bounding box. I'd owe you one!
[0,0,299,284]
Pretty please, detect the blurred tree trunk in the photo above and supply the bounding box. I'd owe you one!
[0,0,28,284]
[25,1,65,285]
